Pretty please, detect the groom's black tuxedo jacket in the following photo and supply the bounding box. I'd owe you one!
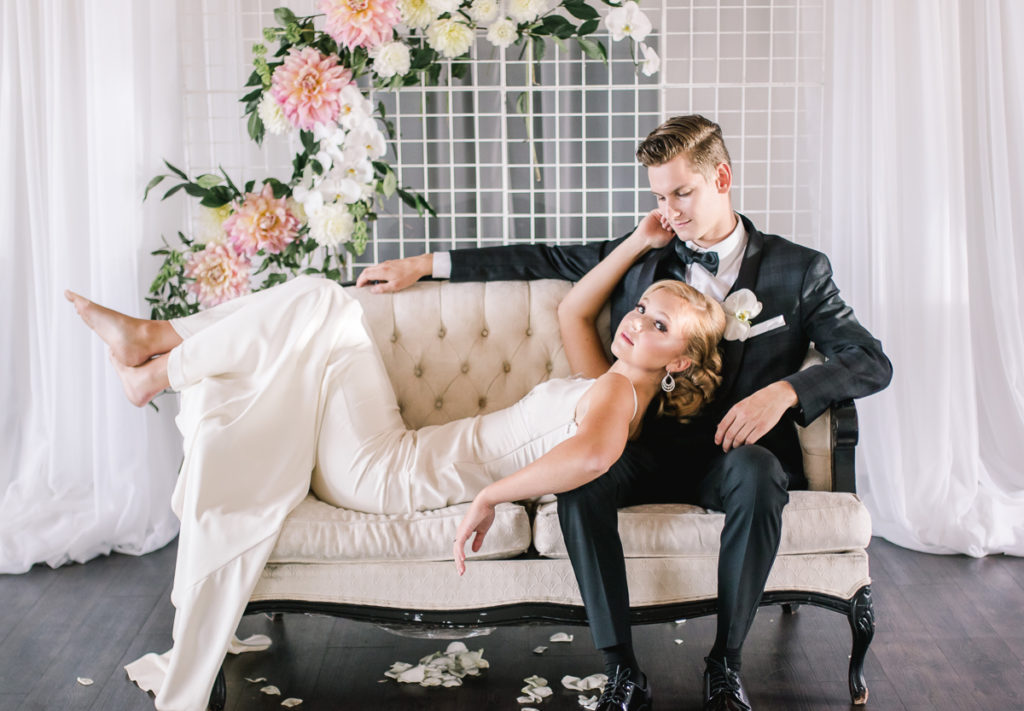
[447,214,892,486]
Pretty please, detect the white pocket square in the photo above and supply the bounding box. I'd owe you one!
[747,314,786,339]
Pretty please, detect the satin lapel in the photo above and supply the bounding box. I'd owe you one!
[717,217,765,399]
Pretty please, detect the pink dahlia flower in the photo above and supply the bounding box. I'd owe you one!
[223,184,301,256]
[321,0,401,51]
[185,243,252,308]
[270,47,353,131]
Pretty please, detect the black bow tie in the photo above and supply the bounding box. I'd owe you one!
[674,241,720,276]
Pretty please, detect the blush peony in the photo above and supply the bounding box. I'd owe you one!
[185,243,252,308]
[270,47,353,131]
[223,184,301,256]
[321,0,401,50]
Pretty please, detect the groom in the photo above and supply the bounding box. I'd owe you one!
[358,115,892,711]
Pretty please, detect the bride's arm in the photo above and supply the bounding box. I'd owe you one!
[453,373,635,574]
[557,211,675,377]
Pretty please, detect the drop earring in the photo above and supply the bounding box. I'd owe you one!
[661,371,676,392]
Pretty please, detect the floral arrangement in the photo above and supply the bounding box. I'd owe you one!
[146,0,658,319]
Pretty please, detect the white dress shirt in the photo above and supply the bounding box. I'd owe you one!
[682,215,747,302]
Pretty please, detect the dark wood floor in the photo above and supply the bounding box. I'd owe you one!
[2,538,1023,711]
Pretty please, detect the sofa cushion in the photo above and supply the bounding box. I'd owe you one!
[269,496,532,563]
[532,490,871,558]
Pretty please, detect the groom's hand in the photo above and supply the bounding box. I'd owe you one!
[715,381,798,452]
[356,253,433,293]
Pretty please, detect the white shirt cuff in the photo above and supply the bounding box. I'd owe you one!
[432,252,452,279]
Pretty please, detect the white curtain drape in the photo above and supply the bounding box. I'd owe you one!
[822,0,1024,556]
[0,0,185,573]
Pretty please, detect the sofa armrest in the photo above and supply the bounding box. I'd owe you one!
[796,348,860,493]
[831,399,859,494]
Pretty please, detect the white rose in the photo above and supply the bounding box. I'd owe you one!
[427,0,460,14]
[371,40,412,79]
[639,42,660,76]
[398,0,436,29]
[195,205,233,244]
[308,202,355,248]
[507,0,548,24]
[426,18,475,58]
[468,0,499,24]
[257,93,290,136]
[486,18,518,49]
[604,0,652,43]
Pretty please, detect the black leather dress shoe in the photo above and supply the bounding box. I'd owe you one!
[596,665,653,711]
[703,657,751,710]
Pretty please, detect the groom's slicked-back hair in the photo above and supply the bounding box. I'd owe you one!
[636,115,731,178]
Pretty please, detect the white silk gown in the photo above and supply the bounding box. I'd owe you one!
[124,276,594,711]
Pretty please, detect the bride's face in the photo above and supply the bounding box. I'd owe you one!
[610,289,692,374]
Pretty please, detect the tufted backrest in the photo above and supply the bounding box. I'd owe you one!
[346,280,832,492]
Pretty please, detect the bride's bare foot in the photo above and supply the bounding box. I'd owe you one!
[65,290,180,366]
[109,351,170,407]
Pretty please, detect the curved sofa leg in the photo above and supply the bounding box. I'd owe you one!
[847,585,874,705]
[208,666,226,710]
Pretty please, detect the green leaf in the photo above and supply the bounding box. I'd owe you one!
[263,272,289,288]
[564,1,600,20]
[163,160,187,180]
[542,15,574,36]
[196,174,223,189]
[248,111,265,145]
[144,174,166,201]
[577,36,607,61]
[162,183,185,200]
[427,63,442,85]
[244,180,255,193]
[300,130,317,154]
[241,87,262,103]
[533,36,547,61]
[183,183,206,198]
[273,7,297,27]
[515,90,529,115]
[451,62,469,80]
[382,171,397,198]
[219,167,241,196]
[578,18,599,35]
[265,178,289,199]
[410,47,434,70]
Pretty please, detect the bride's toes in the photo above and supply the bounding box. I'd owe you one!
[66,290,151,366]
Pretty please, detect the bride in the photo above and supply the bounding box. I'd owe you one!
[66,211,725,711]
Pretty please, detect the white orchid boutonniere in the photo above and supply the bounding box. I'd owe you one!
[722,289,763,342]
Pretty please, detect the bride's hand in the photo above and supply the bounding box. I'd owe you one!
[634,210,676,250]
[453,495,496,576]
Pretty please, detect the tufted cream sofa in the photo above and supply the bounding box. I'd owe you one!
[211,279,875,708]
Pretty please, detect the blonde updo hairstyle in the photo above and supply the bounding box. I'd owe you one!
[644,280,727,422]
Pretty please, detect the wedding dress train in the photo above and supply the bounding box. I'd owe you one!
[124,276,592,710]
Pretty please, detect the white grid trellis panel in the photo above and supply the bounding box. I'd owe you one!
[659,0,826,245]
[177,0,826,278]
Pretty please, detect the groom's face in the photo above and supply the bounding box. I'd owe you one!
[647,154,733,248]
